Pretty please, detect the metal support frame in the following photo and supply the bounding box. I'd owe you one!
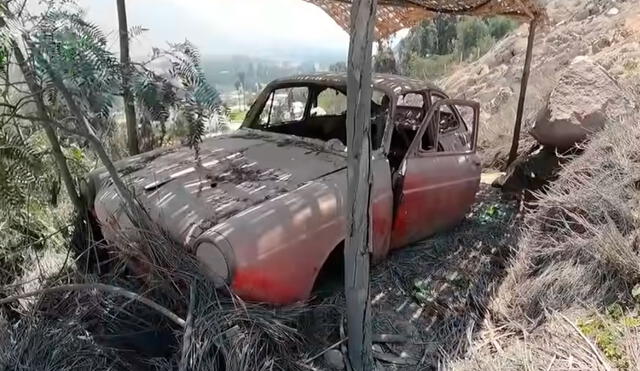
[344,0,377,369]
[506,18,537,167]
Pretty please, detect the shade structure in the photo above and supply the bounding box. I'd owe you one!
[304,0,544,39]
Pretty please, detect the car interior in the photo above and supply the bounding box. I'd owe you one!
[387,92,429,171]
[250,84,469,174]
[252,84,387,151]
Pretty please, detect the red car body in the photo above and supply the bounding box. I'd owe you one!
[87,73,481,304]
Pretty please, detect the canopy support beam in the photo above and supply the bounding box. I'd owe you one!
[507,18,537,167]
[344,0,377,369]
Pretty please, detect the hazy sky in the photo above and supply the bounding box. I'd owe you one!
[78,0,351,58]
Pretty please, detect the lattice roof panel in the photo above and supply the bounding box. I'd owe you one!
[304,0,544,39]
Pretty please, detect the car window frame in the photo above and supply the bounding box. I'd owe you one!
[408,99,480,158]
[311,86,348,117]
[252,85,312,128]
[430,91,470,133]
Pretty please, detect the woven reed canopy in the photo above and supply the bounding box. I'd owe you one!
[304,0,543,39]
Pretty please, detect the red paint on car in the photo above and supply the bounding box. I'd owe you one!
[89,73,481,305]
[232,269,302,304]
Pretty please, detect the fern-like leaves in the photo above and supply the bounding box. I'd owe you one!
[0,131,41,209]
[134,40,222,156]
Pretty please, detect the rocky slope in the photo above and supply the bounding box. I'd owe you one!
[439,1,640,369]
[440,0,640,168]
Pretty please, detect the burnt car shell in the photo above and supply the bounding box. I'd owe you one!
[88,73,481,304]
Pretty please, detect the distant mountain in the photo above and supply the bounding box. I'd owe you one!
[202,50,346,94]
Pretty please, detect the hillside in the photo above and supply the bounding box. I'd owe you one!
[441,0,639,169]
[439,0,640,369]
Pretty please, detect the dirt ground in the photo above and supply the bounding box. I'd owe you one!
[0,183,522,371]
[303,184,521,370]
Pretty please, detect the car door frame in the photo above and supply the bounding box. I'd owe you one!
[412,99,478,153]
[390,98,481,249]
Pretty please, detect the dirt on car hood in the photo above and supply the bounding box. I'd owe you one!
[92,129,346,245]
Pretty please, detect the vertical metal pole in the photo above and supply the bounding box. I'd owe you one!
[506,19,537,167]
[344,0,377,369]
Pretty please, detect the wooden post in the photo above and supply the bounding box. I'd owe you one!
[506,19,537,167]
[344,0,376,369]
[117,0,139,155]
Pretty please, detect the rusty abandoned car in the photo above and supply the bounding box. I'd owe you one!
[83,73,481,304]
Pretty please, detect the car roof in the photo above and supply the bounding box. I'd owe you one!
[268,72,443,97]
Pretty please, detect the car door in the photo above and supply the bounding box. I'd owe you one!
[390,99,481,249]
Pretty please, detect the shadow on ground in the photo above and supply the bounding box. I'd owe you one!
[305,185,521,370]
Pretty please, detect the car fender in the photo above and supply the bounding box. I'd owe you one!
[202,172,348,304]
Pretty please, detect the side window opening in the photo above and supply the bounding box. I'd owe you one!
[421,121,436,152]
[305,86,388,150]
[311,88,347,117]
[371,93,390,151]
[421,98,477,153]
[389,91,427,172]
[258,87,309,127]
[438,105,460,134]
[427,94,462,152]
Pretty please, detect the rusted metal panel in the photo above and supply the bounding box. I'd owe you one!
[94,129,346,246]
[390,154,480,248]
[192,157,392,303]
[90,74,481,306]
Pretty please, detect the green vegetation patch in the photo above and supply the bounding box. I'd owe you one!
[229,110,247,123]
[578,304,640,370]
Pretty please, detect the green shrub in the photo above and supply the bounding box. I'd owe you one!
[406,53,457,79]
[486,16,518,40]
[455,17,491,60]
[578,306,640,370]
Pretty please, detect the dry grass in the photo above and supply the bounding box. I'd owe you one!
[448,310,615,371]
[0,316,130,371]
[1,214,316,371]
[180,283,311,371]
[490,114,640,327]
[447,114,640,369]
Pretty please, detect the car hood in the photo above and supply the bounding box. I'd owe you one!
[92,129,346,245]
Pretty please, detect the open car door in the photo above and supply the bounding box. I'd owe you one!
[390,99,481,249]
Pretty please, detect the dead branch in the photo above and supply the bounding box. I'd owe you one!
[304,338,348,364]
[0,283,186,327]
[179,282,196,371]
[372,334,408,344]
[373,351,417,365]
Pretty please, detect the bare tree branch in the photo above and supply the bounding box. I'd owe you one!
[31,37,149,226]
[0,283,186,328]
[11,38,84,212]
